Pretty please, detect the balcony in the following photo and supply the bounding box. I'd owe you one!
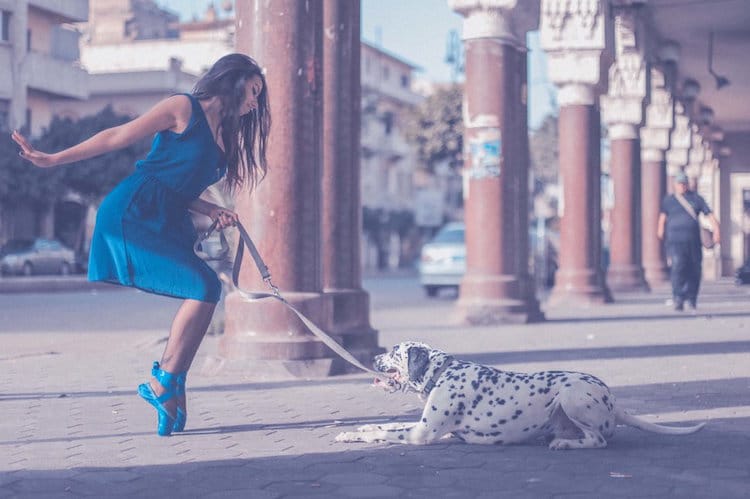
[25,51,88,100]
[28,0,88,23]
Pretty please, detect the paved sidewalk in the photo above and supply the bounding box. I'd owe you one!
[1,280,749,498]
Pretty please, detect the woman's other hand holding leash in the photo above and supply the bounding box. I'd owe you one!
[208,206,239,230]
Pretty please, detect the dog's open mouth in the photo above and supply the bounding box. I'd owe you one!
[373,369,401,391]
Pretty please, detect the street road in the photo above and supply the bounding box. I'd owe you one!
[0,274,451,333]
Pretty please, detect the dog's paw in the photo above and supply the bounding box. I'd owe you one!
[548,438,572,450]
[335,431,365,443]
[356,424,380,432]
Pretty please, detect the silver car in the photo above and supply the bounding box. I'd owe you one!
[418,222,466,297]
[0,238,77,276]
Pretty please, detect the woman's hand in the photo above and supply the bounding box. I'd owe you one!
[208,206,239,229]
[11,130,58,168]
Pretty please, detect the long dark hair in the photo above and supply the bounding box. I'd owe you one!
[192,53,271,192]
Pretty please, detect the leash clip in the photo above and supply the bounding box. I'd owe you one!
[264,276,282,298]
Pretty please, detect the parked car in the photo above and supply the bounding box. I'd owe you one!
[419,222,466,297]
[736,259,750,285]
[418,221,559,298]
[0,238,77,276]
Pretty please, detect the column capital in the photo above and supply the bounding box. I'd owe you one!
[640,82,674,160]
[665,104,692,169]
[601,95,644,132]
[686,131,707,178]
[540,0,614,97]
[601,4,648,130]
[449,0,538,46]
[640,127,670,159]
[644,87,674,130]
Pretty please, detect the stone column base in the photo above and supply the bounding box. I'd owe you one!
[548,269,613,307]
[643,263,669,287]
[457,297,544,325]
[607,264,650,292]
[721,255,735,277]
[213,289,381,379]
[458,274,545,325]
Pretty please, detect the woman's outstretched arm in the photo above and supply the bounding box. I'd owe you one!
[12,95,189,169]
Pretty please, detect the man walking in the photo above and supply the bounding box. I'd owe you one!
[657,171,720,311]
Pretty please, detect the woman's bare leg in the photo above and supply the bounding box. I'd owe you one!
[149,299,216,414]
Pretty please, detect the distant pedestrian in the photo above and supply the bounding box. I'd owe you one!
[12,53,271,436]
[657,171,720,311]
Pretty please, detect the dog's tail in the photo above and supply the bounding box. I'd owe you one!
[615,408,705,435]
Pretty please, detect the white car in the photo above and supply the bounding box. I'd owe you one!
[418,222,466,297]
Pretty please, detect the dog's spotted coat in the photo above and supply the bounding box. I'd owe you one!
[336,342,705,449]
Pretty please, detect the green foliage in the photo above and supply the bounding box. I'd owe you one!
[40,106,149,202]
[0,106,149,209]
[529,113,559,187]
[0,132,29,207]
[404,84,463,171]
[0,129,66,208]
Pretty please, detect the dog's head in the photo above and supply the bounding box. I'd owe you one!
[373,341,451,393]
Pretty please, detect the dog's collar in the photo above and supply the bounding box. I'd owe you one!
[422,356,454,395]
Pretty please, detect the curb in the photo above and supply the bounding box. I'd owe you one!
[0,276,117,294]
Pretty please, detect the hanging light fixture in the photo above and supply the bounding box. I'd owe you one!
[708,32,730,90]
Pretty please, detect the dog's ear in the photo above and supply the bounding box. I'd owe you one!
[407,346,431,383]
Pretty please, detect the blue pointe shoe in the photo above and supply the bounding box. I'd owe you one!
[137,361,179,437]
[172,371,187,433]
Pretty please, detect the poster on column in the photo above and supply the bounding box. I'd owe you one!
[466,128,502,180]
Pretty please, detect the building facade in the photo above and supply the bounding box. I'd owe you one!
[72,1,437,270]
[0,0,89,244]
[0,0,88,136]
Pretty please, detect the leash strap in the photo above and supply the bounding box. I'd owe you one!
[674,193,699,221]
[195,221,386,380]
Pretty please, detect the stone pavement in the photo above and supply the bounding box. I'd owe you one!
[1,279,750,498]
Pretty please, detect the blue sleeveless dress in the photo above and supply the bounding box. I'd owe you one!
[88,94,226,303]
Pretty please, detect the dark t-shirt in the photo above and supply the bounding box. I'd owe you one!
[660,191,711,244]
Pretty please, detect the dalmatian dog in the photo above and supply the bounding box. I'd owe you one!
[336,342,705,450]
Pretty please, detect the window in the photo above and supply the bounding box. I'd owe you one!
[382,65,389,80]
[26,28,31,51]
[26,108,31,132]
[0,99,9,132]
[1,10,10,42]
[401,74,410,88]
[382,112,393,135]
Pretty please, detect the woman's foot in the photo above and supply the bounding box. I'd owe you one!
[138,362,180,436]
[172,372,187,432]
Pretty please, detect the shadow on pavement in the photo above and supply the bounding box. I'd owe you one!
[544,310,750,323]
[3,425,748,498]
[461,340,750,365]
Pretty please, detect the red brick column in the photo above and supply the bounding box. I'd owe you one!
[607,134,649,291]
[549,101,611,305]
[320,0,381,371]
[541,0,614,306]
[220,0,339,378]
[450,2,542,324]
[639,63,675,287]
[640,152,669,286]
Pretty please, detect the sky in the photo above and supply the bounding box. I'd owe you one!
[157,0,555,128]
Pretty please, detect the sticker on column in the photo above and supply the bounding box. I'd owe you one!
[466,129,502,179]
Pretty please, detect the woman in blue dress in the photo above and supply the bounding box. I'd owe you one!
[11,53,271,436]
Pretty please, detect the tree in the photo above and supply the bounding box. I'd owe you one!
[529,113,559,192]
[0,132,30,208]
[38,106,150,203]
[0,128,66,209]
[404,84,463,172]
